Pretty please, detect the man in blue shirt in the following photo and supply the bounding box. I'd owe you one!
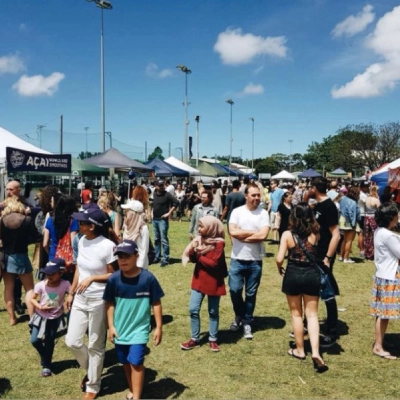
[267,179,284,243]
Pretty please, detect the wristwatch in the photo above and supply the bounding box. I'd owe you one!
[325,255,333,260]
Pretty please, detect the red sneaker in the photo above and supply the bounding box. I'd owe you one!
[209,341,220,352]
[180,339,199,350]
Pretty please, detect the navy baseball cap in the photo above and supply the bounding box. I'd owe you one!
[114,240,139,256]
[43,258,65,275]
[72,208,109,227]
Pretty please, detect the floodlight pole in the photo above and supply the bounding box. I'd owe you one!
[226,99,234,171]
[195,115,200,167]
[176,65,191,164]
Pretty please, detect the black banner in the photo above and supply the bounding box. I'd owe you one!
[6,147,72,173]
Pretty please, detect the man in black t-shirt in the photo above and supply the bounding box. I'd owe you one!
[310,177,341,347]
[220,180,246,231]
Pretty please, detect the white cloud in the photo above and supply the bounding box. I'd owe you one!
[214,28,288,65]
[12,72,65,97]
[332,5,400,98]
[145,62,173,78]
[332,5,375,38]
[237,82,264,97]
[0,54,25,75]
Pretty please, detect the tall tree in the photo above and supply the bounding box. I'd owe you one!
[148,146,164,161]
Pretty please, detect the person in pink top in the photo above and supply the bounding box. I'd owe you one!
[29,258,71,377]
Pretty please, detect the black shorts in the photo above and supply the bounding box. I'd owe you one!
[282,262,320,297]
[359,216,365,231]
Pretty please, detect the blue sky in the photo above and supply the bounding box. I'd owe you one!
[1,0,400,162]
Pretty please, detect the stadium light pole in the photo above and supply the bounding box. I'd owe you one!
[176,65,191,164]
[226,99,234,170]
[86,0,113,153]
[195,115,200,167]
[249,117,254,171]
[289,139,294,172]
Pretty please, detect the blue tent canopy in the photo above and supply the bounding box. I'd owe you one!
[145,158,188,177]
[298,168,322,178]
[370,170,388,196]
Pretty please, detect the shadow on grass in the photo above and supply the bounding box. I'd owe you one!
[52,359,80,374]
[382,333,400,355]
[265,252,275,258]
[168,257,183,265]
[0,378,12,398]
[100,366,189,399]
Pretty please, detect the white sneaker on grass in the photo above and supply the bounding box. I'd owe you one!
[344,259,355,264]
[243,324,253,340]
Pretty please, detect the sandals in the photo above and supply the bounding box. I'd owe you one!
[287,348,306,360]
[41,368,52,377]
[312,357,329,373]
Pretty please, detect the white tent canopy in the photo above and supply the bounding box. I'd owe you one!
[0,126,51,165]
[164,156,201,175]
[371,158,400,176]
[271,169,296,180]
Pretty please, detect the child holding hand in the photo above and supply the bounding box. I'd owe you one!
[29,258,70,377]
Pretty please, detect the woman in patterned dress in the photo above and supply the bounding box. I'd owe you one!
[370,202,400,359]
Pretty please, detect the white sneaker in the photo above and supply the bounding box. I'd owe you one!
[338,257,344,262]
[243,324,253,340]
[344,259,355,264]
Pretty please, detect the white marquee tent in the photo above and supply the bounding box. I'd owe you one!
[271,169,296,180]
[164,156,201,175]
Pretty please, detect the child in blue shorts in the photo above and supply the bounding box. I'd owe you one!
[103,239,164,400]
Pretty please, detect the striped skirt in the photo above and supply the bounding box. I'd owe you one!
[370,270,400,319]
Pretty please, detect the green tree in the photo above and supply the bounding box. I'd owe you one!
[148,146,164,161]
[77,151,100,160]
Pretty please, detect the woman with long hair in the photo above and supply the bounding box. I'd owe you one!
[364,186,380,260]
[121,200,150,268]
[276,203,328,373]
[65,208,118,398]
[370,203,400,360]
[211,180,223,217]
[338,186,360,263]
[0,196,37,324]
[276,191,293,241]
[43,195,79,261]
[97,193,121,238]
[175,182,186,222]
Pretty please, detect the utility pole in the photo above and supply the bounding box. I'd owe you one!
[59,115,63,154]
[37,124,46,148]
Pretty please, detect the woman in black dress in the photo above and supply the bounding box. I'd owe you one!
[276,192,293,240]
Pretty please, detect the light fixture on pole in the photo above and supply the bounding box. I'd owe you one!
[176,64,191,164]
[86,0,113,153]
[84,127,89,154]
[195,115,200,167]
[249,117,254,171]
[226,99,234,171]
[288,139,294,172]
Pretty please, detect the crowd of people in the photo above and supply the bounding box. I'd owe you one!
[1,174,400,398]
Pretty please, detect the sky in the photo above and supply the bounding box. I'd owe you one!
[1,0,400,163]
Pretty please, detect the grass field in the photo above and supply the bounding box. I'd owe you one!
[0,219,399,399]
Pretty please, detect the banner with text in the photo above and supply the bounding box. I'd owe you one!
[6,147,72,173]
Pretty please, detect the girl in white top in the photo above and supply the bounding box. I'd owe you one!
[370,203,400,360]
[65,208,118,397]
[121,200,150,269]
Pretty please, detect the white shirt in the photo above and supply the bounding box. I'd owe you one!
[358,191,367,216]
[166,185,176,197]
[230,205,270,260]
[77,235,117,298]
[374,227,400,280]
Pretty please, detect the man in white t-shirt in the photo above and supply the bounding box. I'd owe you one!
[228,184,270,340]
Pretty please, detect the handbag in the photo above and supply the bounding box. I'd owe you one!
[55,221,75,273]
[294,234,335,302]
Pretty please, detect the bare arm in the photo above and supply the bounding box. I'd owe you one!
[324,225,340,267]
[105,301,118,342]
[220,205,229,221]
[243,225,270,243]
[76,263,114,294]
[276,231,289,274]
[43,228,50,253]
[152,300,163,346]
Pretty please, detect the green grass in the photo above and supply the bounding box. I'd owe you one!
[0,220,399,399]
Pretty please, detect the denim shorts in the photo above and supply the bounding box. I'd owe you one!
[282,262,320,296]
[2,253,33,275]
[115,343,147,366]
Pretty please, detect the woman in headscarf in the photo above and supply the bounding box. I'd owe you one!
[181,216,227,352]
[121,200,149,269]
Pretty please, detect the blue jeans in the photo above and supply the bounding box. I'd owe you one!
[228,259,262,324]
[189,289,220,342]
[30,317,60,369]
[152,218,169,263]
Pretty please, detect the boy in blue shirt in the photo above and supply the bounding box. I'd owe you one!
[103,240,164,400]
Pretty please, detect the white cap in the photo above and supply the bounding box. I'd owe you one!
[121,200,144,213]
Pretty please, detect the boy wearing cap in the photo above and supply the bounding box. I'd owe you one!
[103,240,164,400]
[29,258,71,377]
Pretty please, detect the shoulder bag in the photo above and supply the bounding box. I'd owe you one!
[294,234,335,302]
